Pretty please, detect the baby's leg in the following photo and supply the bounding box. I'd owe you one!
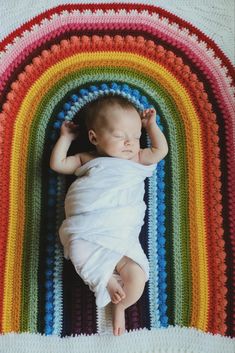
[112,256,146,336]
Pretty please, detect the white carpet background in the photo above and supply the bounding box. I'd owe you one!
[0,1,234,352]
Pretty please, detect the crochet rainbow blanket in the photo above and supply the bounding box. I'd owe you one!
[0,2,234,352]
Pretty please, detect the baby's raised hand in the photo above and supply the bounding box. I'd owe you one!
[141,108,157,129]
[60,120,79,140]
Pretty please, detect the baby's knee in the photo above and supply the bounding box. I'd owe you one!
[121,259,146,284]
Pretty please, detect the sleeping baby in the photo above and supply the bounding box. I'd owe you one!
[50,95,168,336]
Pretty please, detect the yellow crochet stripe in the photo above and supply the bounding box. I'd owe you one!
[3,51,208,331]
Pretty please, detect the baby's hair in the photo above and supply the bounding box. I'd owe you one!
[81,95,140,131]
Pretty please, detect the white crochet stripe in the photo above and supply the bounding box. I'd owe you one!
[147,168,160,327]
[0,0,234,63]
[96,305,113,335]
[0,327,234,353]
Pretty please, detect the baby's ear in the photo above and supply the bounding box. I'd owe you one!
[88,129,98,145]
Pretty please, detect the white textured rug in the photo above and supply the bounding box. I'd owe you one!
[1,327,235,353]
[0,1,234,352]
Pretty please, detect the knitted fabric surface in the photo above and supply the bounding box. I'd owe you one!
[0,1,234,353]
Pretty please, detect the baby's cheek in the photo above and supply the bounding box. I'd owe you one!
[116,140,124,147]
[110,140,120,151]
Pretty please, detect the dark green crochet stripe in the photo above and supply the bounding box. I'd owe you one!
[21,65,191,332]
[156,93,191,326]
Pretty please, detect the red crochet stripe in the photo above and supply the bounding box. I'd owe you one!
[0,112,11,332]
[0,35,228,334]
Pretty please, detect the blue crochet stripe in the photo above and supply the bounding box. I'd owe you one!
[156,115,168,327]
[53,175,64,335]
[156,160,168,327]
[44,129,64,335]
[44,168,57,335]
[146,114,168,328]
[53,82,151,129]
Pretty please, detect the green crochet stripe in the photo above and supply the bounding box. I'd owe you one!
[21,66,191,332]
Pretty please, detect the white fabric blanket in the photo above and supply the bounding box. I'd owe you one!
[59,157,156,307]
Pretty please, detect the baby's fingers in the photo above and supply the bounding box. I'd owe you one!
[65,121,79,129]
[141,109,148,118]
[146,108,156,114]
[64,120,74,126]
[142,108,153,116]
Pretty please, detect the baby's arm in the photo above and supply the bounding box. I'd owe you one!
[139,108,168,165]
[50,121,82,174]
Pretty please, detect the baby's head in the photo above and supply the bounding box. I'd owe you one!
[83,95,142,159]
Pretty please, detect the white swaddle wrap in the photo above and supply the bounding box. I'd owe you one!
[59,157,156,307]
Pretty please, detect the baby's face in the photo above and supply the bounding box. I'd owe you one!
[91,106,142,160]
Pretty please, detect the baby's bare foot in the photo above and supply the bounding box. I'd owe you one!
[112,304,125,336]
[107,275,126,304]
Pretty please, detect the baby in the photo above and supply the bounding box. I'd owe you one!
[50,95,168,336]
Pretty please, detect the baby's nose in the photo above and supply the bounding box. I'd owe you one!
[124,138,133,145]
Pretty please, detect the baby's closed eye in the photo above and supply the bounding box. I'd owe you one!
[113,133,124,137]
[113,135,140,140]
[113,134,125,139]
[112,131,141,140]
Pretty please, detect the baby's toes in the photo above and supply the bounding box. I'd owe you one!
[111,293,120,304]
[119,287,126,299]
[113,326,119,336]
[114,292,122,302]
[119,327,125,335]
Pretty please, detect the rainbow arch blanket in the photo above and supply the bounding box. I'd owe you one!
[0,1,234,353]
